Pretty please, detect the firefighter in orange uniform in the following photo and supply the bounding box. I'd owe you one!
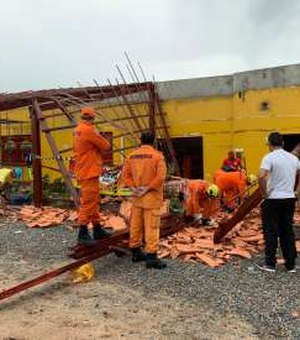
[214,170,247,212]
[74,106,113,244]
[184,180,219,225]
[122,131,167,269]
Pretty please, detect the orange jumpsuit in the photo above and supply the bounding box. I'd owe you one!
[73,120,110,225]
[214,170,246,210]
[122,145,166,253]
[184,180,215,219]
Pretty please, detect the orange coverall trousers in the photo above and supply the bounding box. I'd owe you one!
[78,177,100,225]
[186,198,215,219]
[130,206,161,254]
[185,181,215,219]
[214,171,246,210]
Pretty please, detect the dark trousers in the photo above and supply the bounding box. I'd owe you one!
[261,198,296,270]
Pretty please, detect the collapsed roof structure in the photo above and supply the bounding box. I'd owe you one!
[0,58,180,207]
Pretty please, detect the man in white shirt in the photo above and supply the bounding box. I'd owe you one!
[258,132,300,273]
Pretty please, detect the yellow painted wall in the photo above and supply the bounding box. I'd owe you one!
[163,85,300,181]
[0,103,142,180]
[163,96,233,182]
[232,86,300,175]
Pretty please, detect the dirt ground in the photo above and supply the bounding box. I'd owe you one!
[3,220,300,339]
[0,248,257,340]
[0,260,257,340]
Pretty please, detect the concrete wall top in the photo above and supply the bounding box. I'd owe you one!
[157,75,233,100]
[158,63,300,100]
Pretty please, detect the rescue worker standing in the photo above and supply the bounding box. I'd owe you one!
[122,131,167,269]
[74,107,112,244]
[258,132,300,273]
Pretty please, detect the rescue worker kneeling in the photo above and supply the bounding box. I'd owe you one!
[122,131,167,269]
[182,180,219,225]
[73,106,113,245]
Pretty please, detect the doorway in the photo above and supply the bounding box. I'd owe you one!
[282,134,300,152]
[172,137,203,179]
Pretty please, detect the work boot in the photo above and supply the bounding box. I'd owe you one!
[225,206,234,214]
[131,247,147,263]
[93,223,114,240]
[146,253,167,269]
[77,225,96,246]
[201,218,214,226]
[184,214,195,223]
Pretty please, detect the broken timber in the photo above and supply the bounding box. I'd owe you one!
[0,215,185,304]
[213,188,263,244]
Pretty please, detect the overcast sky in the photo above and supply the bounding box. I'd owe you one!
[1,0,300,92]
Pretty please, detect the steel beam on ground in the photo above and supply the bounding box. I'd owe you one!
[0,215,185,304]
[214,187,262,244]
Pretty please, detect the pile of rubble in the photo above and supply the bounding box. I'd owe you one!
[0,204,127,230]
[2,198,300,268]
[158,208,300,267]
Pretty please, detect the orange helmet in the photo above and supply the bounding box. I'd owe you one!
[80,106,96,117]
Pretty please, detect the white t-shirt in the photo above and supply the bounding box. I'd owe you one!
[260,149,300,199]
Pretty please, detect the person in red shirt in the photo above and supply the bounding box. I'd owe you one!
[222,151,241,172]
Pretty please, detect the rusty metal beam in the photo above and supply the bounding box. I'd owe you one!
[50,97,75,123]
[0,83,152,112]
[114,126,167,139]
[30,104,43,208]
[42,165,61,173]
[0,215,185,304]
[33,100,80,208]
[213,188,262,244]
[148,83,156,134]
[154,86,181,175]
[0,234,125,303]
[115,66,145,131]
[41,124,76,133]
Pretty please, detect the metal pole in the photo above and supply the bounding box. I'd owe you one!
[30,103,43,207]
[33,99,80,207]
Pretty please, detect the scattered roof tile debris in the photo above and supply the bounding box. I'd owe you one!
[159,208,300,267]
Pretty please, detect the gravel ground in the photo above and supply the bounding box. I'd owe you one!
[1,220,300,339]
